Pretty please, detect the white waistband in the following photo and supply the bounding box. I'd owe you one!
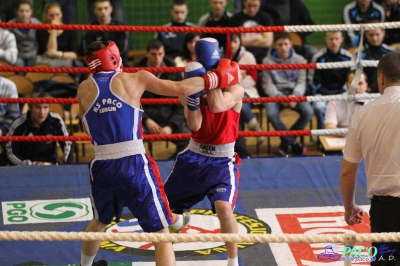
[94,140,145,160]
[188,139,235,157]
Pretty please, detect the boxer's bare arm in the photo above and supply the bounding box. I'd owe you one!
[207,84,244,113]
[179,95,202,131]
[136,70,207,97]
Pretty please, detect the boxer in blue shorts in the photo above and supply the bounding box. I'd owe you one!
[77,40,239,266]
[164,38,244,266]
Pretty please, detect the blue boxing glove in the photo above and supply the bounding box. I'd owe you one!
[184,61,206,111]
[195,37,221,71]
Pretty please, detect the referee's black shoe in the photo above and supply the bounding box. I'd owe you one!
[80,260,108,266]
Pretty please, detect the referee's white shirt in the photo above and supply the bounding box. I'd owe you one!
[343,86,400,198]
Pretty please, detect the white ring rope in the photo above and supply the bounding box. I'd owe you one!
[284,21,400,32]
[1,231,400,244]
[311,128,348,136]
[315,60,378,69]
[306,93,380,103]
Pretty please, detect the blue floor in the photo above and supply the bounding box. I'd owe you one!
[0,155,370,266]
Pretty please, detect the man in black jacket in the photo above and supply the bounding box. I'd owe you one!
[6,92,72,165]
[135,39,190,158]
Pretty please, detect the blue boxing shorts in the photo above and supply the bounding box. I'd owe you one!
[89,154,173,232]
[164,149,241,214]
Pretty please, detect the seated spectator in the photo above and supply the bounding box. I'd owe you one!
[325,70,372,129]
[0,1,20,22]
[87,0,125,24]
[229,0,274,64]
[343,0,385,47]
[0,19,18,65]
[154,0,196,60]
[6,92,72,166]
[198,0,232,50]
[0,77,20,166]
[234,0,268,14]
[36,2,79,65]
[36,2,84,83]
[8,0,41,67]
[261,32,313,156]
[309,31,354,129]
[41,0,77,25]
[82,0,129,66]
[261,0,318,62]
[355,26,393,93]
[377,0,400,44]
[174,33,201,67]
[134,39,189,158]
[229,33,265,144]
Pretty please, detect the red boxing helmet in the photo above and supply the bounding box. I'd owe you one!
[84,41,122,74]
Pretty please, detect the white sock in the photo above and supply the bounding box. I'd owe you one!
[227,256,239,266]
[171,214,183,228]
[81,251,96,266]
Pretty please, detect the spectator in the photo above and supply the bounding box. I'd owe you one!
[229,0,274,64]
[36,2,85,85]
[198,0,232,50]
[234,0,268,14]
[82,0,129,66]
[356,26,393,93]
[343,0,385,47]
[0,77,20,166]
[41,0,77,25]
[230,33,265,143]
[261,0,319,62]
[154,0,196,60]
[87,0,125,24]
[8,0,41,67]
[6,92,72,166]
[36,2,79,65]
[174,32,201,67]
[340,53,400,263]
[0,1,20,23]
[261,32,313,156]
[134,39,189,158]
[325,70,372,129]
[377,0,400,44]
[309,31,354,129]
[0,19,18,65]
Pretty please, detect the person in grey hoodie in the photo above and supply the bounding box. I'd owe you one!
[8,0,40,66]
[261,32,313,156]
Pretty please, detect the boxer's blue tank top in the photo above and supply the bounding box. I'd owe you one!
[83,72,143,145]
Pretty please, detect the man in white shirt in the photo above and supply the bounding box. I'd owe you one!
[340,53,400,264]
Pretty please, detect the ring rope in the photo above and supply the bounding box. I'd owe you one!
[0,61,379,73]
[0,128,349,142]
[0,93,380,105]
[2,21,400,33]
[0,231,399,244]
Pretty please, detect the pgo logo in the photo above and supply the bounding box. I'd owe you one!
[2,198,92,224]
[100,209,271,257]
[31,202,89,220]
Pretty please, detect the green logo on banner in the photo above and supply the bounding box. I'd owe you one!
[30,202,89,220]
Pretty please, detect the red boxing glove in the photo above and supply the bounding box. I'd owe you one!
[203,58,239,90]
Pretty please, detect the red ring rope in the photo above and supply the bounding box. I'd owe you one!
[0,130,312,142]
[0,96,308,104]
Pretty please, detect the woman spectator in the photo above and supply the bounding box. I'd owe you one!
[35,2,84,85]
[35,2,78,66]
[8,0,41,66]
[174,33,201,67]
